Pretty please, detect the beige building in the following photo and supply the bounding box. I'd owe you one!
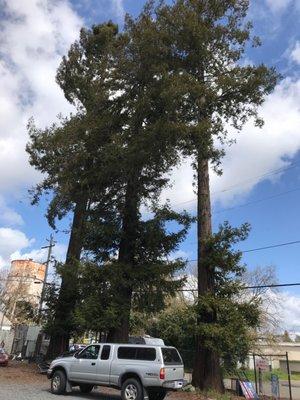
[250,342,300,373]
[3,259,46,322]
[7,259,46,305]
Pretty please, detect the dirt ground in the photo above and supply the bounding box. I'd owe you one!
[0,360,45,384]
[0,361,238,400]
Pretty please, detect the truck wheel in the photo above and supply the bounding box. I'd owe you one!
[79,384,94,393]
[51,370,67,395]
[148,389,167,400]
[121,378,143,400]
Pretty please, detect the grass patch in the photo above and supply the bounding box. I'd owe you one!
[227,369,300,382]
[205,389,232,400]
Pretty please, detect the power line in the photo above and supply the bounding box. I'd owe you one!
[243,240,300,253]
[172,162,299,208]
[185,239,300,255]
[213,164,298,195]
[214,187,300,215]
[177,282,300,292]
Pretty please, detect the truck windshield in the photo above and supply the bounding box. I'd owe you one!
[161,348,182,365]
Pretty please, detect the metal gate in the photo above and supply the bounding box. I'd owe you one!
[251,353,292,400]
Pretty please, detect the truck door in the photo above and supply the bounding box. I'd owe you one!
[96,345,112,384]
[69,345,101,383]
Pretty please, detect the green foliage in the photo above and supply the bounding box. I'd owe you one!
[195,222,261,370]
[237,369,300,382]
[26,22,125,229]
[75,206,194,334]
[26,0,279,364]
[13,300,37,324]
[133,222,262,372]
[282,330,293,342]
[152,0,279,167]
[131,300,196,354]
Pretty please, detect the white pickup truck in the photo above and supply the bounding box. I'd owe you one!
[47,343,185,400]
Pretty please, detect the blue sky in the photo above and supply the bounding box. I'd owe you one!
[0,0,300,331]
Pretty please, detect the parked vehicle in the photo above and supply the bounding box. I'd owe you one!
[0,348,9,367]
[47,343,184,400]
[69,343,86,353]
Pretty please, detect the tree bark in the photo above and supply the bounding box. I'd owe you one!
[191,155,224,392]
[46,195,88,359]
[106,171,139,343]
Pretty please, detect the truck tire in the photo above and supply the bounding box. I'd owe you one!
[51,370,67,395]
[148,389,167,400]
[79,384,94,393]
[121,378,143,400]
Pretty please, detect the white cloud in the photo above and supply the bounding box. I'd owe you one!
[275,292,300,332]
[72,0,125,24]
[0,196,24,226]
[160,158,195,208]
[290,41,300,65]
[162,77,300,209]
[0,0,82,195]
[265,0,294,12]
[112,0,125,19]
[0,225,66,277]
[0,227,32,268]
[11,242,67,265]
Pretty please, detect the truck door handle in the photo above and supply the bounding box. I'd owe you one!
[91,362,96,366]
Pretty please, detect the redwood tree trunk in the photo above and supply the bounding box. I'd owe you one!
[107,171,139,343]
[46,196,88,359]
[192,155,224,392]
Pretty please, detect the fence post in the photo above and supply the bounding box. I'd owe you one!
[286,352,292,400]
[258,367,263,395]
[253,354,258,394]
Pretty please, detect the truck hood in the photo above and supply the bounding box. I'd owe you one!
[55,355,74,361]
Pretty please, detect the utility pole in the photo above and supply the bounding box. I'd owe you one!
[38,234,56,320]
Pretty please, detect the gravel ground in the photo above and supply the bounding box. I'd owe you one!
[0,362,202,400]
[0,382,120,400]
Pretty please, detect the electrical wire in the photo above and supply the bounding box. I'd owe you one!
[177,282,300,292]
[185,239,300,254]
[214,187,300,215]
[243,240,300,253]
[172,162,299,208]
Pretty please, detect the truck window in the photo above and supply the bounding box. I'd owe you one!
[117,347,156,361]
[118,347,137,359]
[77,345,100,360]
[101,345,111,360]
[162,348,182,365]
[136,348,156,361]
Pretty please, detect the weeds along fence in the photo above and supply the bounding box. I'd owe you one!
[227,353,294,400]
[252,353,292,400]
